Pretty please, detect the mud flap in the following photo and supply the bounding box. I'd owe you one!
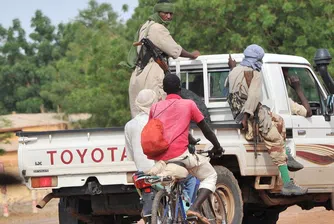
[142,190,156,217]
[331,191,334,210]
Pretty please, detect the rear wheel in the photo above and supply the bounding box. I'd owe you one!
[58,197,83,224]
[331,191,334,210]
[215,166,243,224]
[211,189,228,223]
[151,190,174,224]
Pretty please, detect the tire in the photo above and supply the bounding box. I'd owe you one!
[242,205,287,224]
[214,166,243,224]
[211,189,228,224]
[331,191,334,210]
[58,197,81,224]
[151,190,174,224]
[201,198,216,224]
[180,88,211,123]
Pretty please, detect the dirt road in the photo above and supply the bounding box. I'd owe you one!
[277,205,334,224]
[0,201,333,224]
[0,199,59,224]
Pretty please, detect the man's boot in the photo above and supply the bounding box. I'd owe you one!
[286,147,304,172]
[281,179,308,196]
[186,188,211,224]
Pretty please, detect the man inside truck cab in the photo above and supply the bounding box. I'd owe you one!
[126,0,201,118]
[281,67,313,171]
[227,44,308,196]
[282,67,312,118]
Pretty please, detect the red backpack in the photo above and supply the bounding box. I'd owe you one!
[141,100,177,159]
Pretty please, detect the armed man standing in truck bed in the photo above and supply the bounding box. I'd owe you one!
[227,44,307,196]
[127,0,200,117]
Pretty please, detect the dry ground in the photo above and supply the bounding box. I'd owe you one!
[1,201,333,224]
[0,199,59,224]
[277,205,334,224]
[0,185,333,224]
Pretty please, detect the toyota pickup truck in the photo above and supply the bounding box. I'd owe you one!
[17,49,334,224]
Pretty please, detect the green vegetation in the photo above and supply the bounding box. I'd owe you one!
[0,0,333,127]
[0,118,13,154]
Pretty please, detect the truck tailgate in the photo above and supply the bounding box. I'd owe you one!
[17,128,137,189]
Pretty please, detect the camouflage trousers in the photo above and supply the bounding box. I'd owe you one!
[246,106,287,166]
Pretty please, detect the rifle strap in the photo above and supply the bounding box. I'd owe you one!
[136,21,155,69]
[244,70,254,88]
[142,20,155,37]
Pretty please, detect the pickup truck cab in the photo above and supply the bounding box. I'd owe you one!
[17,50,334,224]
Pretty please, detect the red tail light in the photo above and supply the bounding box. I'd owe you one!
[135,178,151,189]
[133,174,151,189]
[31,176,58,188]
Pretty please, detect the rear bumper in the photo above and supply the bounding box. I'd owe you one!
[54,184,142,216]
[52,183,137,197]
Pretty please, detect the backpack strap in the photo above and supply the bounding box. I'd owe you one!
[153,100,177,118]
[168,126,188,146]
[152,99,187,146]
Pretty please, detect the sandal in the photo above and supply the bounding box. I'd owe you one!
[186,210,210,224]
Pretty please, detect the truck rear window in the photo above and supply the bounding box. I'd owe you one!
[180,69,230,102]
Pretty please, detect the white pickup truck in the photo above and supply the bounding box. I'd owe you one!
[17,49,334,224]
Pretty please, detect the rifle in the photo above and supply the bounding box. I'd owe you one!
[133,38,171,75]
[253,105,260,159]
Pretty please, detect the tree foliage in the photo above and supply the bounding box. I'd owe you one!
[0,117,13,155]
[40,0,131,126]
[0,0,333,127]
[126,0,333,73]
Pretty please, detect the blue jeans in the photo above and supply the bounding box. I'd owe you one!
[182,174,198,203]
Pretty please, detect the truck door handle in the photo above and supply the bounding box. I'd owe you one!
[297,130,306,136]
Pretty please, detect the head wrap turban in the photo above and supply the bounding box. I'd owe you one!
[240,44,265,72]
[154,1,175,13]
[149,1,175,27]
[135,89,158,114]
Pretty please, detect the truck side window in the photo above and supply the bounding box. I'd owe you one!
[282,67,323,115]
[209,70,230,101]
[180,69,230,101]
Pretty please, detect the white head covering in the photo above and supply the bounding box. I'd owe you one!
[135,89,158,114]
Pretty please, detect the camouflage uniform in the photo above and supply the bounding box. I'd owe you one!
[228,65,287,166]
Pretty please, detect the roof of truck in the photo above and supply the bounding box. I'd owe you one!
[169,53,311,66]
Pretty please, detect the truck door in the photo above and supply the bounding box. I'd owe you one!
[281,65,334,190]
